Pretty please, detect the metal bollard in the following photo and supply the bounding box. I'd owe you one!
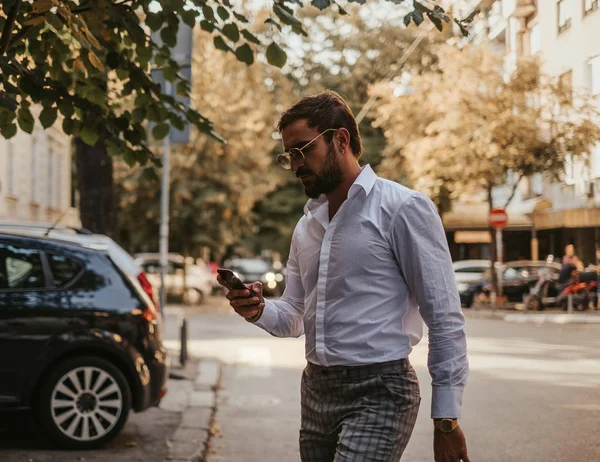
[567,294,573,314]
[179,317,188,366]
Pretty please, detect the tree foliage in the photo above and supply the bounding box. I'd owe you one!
[114,31,294,258]
[371,45,600,213]
[0,0,457,165]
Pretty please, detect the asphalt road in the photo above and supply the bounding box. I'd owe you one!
[163,302,600,462]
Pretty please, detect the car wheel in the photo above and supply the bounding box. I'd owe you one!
[37,356,131,449]
[526,295,544,311]
[186,288,204,305]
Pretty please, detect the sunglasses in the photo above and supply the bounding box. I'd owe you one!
[276,128,338,170]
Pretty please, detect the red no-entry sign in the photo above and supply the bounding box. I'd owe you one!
[489,208,508,229]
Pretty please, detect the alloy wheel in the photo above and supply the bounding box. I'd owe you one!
[50,366,123,442]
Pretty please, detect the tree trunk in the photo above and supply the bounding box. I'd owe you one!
[75,139,115,236]
[487,185,499,302]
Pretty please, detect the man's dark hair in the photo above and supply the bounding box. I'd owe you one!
[277,91,363,159]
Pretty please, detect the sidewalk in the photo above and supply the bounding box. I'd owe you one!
[464,306,600,324]
[162,354,223,462]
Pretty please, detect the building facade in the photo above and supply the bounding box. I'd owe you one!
[0,117,79,227]
[447,0,600,264]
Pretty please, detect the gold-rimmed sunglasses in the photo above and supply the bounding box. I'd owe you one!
[276,128,338,170]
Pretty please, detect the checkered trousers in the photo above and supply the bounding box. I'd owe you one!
[299,359,421,462]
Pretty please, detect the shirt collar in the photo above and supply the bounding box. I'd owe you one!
[303,164,377,216]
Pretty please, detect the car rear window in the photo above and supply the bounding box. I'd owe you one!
[48,254,83,287]
[0,243,46,290]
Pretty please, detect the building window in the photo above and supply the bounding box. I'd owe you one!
[589,55,600,95]
[584,0,599,15]
[529,23,541,55]
[559,70,573,103]
[557,0,572,33]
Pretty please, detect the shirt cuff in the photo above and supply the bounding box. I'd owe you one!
[252,299,277,330]
[431,387,464,419]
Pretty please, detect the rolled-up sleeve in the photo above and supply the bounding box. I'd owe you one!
[390,194,469,419]
[253,235,305,338]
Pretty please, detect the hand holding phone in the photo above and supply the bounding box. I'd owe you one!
[217,268,264,321]
[216,269,250,291]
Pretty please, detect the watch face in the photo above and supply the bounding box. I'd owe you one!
[441,420,453,432]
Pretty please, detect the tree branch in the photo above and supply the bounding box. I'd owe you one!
[503,174,524,209]
[0,0,22,57]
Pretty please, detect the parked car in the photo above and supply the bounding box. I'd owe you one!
[226,258,285,297]
[460,260,562,307]
[453,260,491,302]
[0,230,167,449]
[0,222,158,311]
[134,253,212,305]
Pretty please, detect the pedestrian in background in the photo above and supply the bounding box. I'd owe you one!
[217,91,470,462]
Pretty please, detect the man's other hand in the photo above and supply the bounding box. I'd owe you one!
[434,425,470,462]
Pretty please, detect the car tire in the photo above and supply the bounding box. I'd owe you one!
[36,356,132,449]
[185,288,204,305]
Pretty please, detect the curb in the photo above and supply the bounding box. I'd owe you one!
[166,358,222,462]
[464,309,600,324]
[503,313,600,324]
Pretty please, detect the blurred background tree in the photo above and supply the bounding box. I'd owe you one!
[371,44,600,294]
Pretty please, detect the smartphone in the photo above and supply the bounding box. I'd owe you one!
[217,269,250,291]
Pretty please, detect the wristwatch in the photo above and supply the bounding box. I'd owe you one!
[434,418,459,433]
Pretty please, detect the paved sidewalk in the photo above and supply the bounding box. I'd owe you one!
[165,358,222,462]
[464,307,600,324]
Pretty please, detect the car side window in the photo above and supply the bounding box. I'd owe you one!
[0,243,46,290]
[48,254,83,287]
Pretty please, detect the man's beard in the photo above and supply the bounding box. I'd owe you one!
[297,147,344,199]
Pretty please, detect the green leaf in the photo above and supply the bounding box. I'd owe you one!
[152,123,170,140]
[241,29,260,45]
[202,5,215,22]
[235,43,254,66]
[222,23,240,42]
[200,20,215,32]
[213,36,231,52]
[17,106,35,134]
[169,114,185,131]
[311,0,331,10]
[217,6,230,20]
[274,4,302,27]
[163,65,178,82]
[58,99,75,118]
[0,122,17,139]
[145,12,163,31]
[266,42,287,68]
[80,126,100,147]
[176,80,190,97]
[132,107,146,123]
[160,27,177,48]
[264,18,282,32]
[116,68,130,80]
[233,12,249,23]
[107,142,121,157]
[182,9,198,28]
[39,106,58,128]
[413,9,424,26]
[142,167,160,182]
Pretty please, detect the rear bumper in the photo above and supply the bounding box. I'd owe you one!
[134,343,168,412]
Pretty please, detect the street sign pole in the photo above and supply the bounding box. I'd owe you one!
[489,208,508,310]
[159,81,172,313]
[496,227,503,301]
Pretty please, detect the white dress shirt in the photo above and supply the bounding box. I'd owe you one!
[255,165,468,418]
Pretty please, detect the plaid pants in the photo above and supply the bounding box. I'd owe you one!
[299,359,420,462]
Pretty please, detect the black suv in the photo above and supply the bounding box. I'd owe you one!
[0,231,168,449]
